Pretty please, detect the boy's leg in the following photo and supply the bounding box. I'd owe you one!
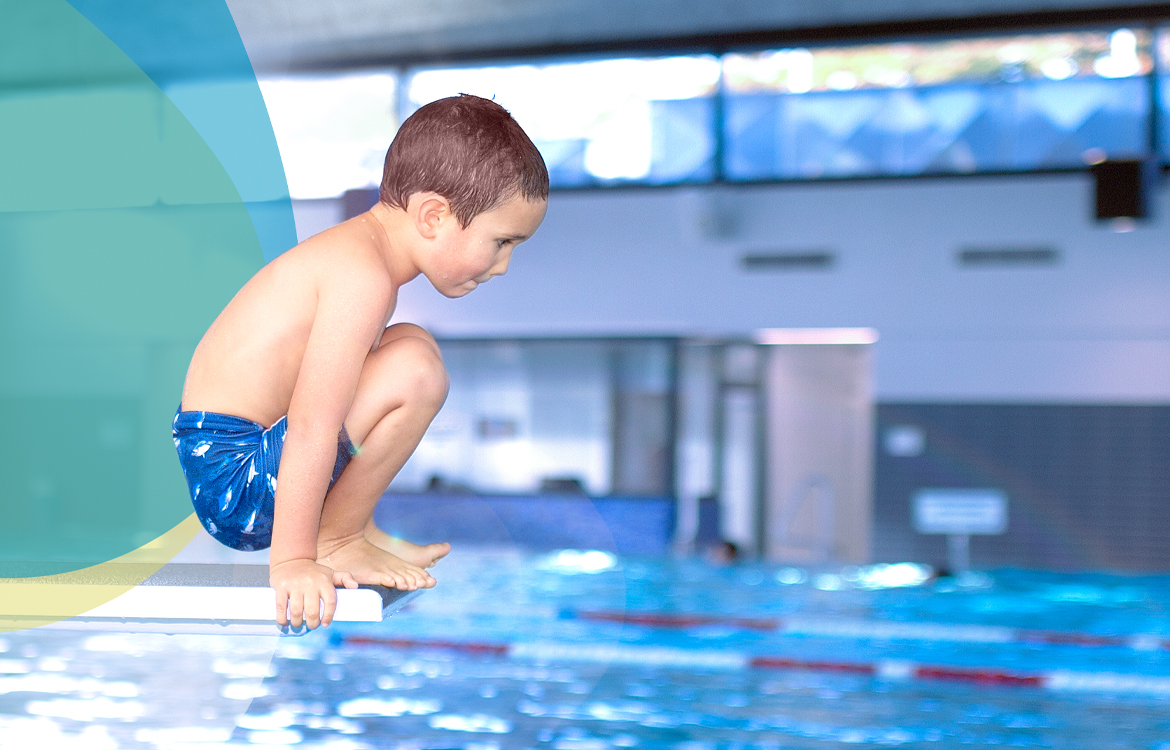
[313,323,451,590]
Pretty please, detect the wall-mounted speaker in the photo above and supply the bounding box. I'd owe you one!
[1091,159,1152,221]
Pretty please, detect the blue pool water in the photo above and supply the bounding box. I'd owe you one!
[2,549,1170,748]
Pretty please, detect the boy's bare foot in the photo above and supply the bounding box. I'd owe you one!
[363,521,451,569]
[317,536,435,591]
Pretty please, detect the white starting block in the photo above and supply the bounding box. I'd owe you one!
[0,563,421,637]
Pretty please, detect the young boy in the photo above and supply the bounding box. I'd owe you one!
[173,95,549,630]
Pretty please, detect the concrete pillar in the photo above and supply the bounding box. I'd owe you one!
[763,344,874,564]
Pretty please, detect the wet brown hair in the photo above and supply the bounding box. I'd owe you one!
[380,94,549,227]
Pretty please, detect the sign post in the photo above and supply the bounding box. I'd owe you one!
[912,489,1007,572]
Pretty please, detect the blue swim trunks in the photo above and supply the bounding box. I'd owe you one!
[172,409,357,551]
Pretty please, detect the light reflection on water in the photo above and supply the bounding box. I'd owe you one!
[0,549,1169,748]
[0,631,277,748]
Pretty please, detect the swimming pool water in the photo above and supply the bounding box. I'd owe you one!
[2,549,1169,748]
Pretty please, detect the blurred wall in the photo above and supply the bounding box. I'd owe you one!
[295,172,1170,403]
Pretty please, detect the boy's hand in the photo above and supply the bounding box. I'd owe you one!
[269,558,358,629]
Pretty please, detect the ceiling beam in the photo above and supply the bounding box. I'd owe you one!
[225,0,1170,73]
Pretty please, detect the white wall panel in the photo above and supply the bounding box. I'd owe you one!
[297,173,1170,402]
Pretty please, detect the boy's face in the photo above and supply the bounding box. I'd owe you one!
[428,195,547,298]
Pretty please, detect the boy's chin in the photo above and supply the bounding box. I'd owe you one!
[440,281,477,298]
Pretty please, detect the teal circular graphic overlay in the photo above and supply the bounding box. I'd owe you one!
[0,0,294,577]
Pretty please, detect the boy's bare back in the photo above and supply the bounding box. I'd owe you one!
[182,214,398,429]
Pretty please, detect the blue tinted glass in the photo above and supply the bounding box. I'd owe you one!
[1158,28,1170,161]
[725,77,1149,180]
[538,98,716,187]
[649,97,717,184]
[724,30,1152,180]
[1162,77,1170,161]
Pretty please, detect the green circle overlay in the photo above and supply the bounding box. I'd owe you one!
[1,0,287,579]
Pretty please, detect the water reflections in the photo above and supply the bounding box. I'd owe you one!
[336,697,440,717]
[1,551,1170,747]
[427,713,513,733]
[0,631,277,748]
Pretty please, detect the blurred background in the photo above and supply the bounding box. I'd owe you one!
[234,0,1170,573]
[5,3,1170,748]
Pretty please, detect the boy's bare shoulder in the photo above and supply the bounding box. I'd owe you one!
[293,215,397,303]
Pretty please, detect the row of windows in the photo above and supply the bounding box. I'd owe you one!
[259,27,1170,200]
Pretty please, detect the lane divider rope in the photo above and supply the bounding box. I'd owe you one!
[343,636,1170,696]
[566,610,1170,651]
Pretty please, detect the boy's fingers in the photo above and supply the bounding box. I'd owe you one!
[289,594,305,629]
[322,586,338,626]
[305,594,321,630]
[274,590,288,626]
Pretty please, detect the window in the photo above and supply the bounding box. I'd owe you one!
[393,339,674,497]
[1157,27,1170,161]
[258,72,398,199]
[258,26,1164,198]
[405,56,721,187]
[723,29,1152,180]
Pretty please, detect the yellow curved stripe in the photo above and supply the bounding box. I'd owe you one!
[0,514,203,633]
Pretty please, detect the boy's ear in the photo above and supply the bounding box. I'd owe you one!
[414,194,452,239]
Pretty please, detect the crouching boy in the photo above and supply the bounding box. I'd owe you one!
[173,95,549,629]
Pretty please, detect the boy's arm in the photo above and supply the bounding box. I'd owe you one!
[269,270,390,628]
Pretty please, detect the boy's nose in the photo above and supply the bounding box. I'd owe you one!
[492,249,513,276]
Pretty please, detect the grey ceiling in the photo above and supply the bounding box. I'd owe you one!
[226,0,1170,73]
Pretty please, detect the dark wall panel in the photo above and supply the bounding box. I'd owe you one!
[874,403,1170,571]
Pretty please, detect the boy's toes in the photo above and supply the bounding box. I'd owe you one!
[408,566,432,588]
[424,544,451,568]
[426,542,451,567]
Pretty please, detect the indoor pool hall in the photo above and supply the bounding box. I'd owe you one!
[3,1,1170,749]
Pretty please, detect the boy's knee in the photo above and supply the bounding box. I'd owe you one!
[382,323,441,356]
[388,334,449,409]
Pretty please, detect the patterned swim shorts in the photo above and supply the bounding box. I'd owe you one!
[172,409,357,551]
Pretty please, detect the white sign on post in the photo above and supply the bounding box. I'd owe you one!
[914,489,1007,535]
[913,489,1007,572]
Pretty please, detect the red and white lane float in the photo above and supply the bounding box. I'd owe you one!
[567,610,1170,651]
[344,635,1170,697]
